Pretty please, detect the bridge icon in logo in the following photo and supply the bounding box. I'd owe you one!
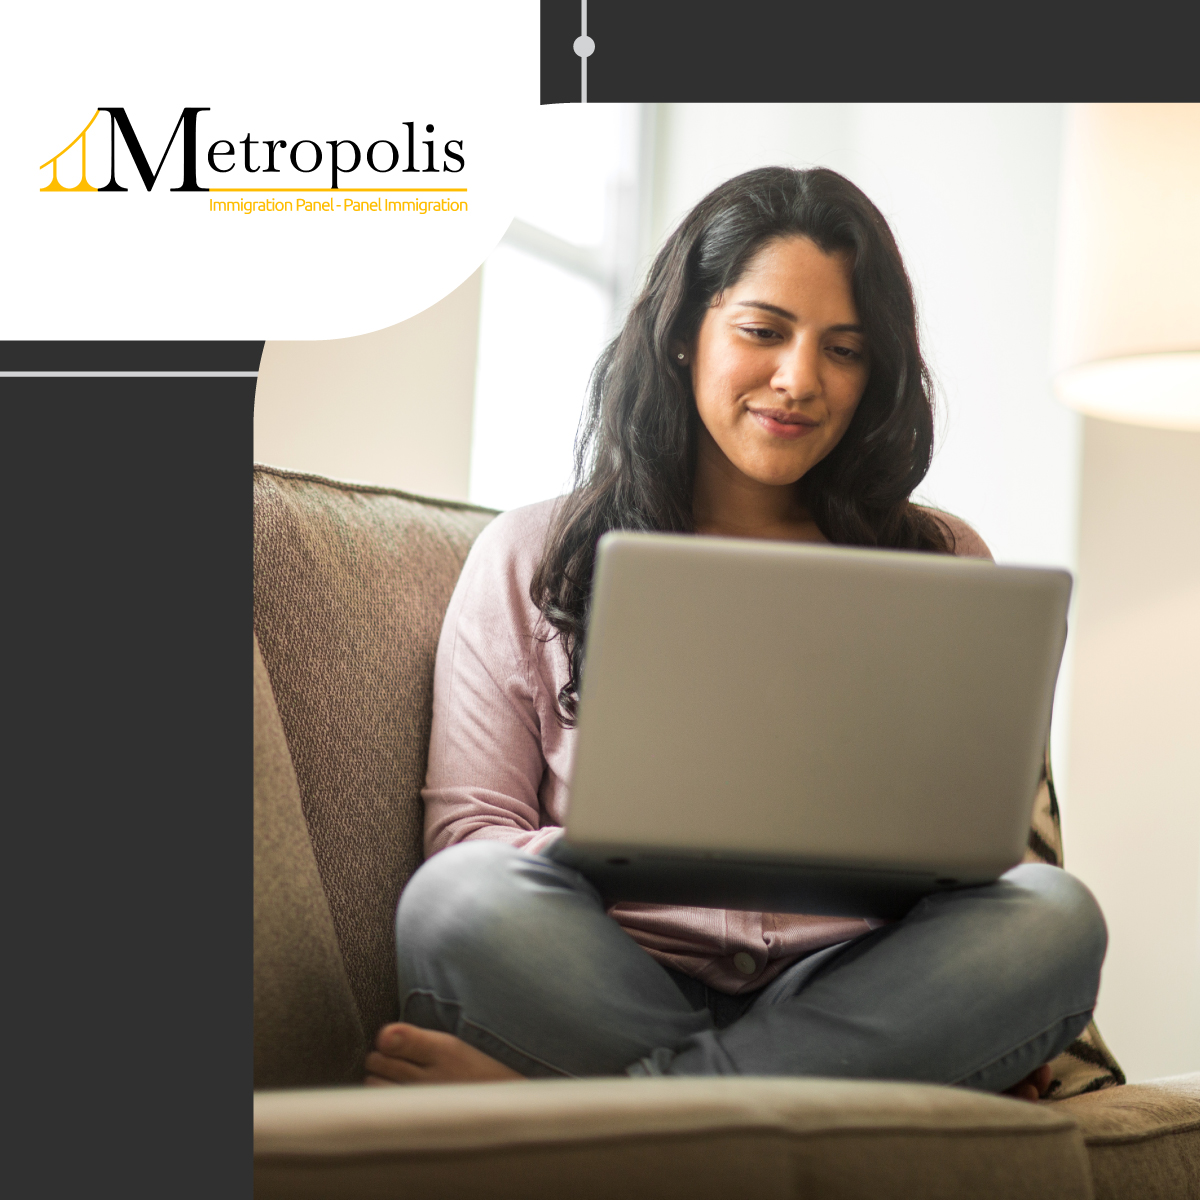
[40,110,100,192]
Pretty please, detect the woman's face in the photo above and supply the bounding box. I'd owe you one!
[688,236,869,489]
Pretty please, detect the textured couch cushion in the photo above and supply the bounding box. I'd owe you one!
[253,638,364,1089]
[254,634,366,1087]
[1057,1073,1200,1200]
[253,465,495,1044]
[254,1077,1094,1200]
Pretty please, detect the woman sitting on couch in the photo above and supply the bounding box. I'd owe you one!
[364,166,1106,1097]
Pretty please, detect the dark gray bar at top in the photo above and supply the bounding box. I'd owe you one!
[541,0,1189,104]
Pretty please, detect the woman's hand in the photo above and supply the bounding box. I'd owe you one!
[1004,1063,1053,1102]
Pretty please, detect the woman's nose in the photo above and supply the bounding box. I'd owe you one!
[770,336,821,399]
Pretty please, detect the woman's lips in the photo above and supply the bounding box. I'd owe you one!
[747,408,818,439]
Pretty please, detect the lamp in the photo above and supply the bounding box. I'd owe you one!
[1052,104,1200,431]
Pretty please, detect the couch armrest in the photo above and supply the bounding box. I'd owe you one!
[255,1076,1090,1200]
[1054,1074,1200,1200]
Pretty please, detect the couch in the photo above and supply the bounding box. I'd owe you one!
[252,463,1199,1199]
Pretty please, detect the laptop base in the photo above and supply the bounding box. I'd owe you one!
[546,839,993,920]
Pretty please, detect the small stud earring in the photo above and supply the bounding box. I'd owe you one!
[676,352,685,361]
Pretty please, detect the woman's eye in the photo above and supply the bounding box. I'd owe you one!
[830,345,863,360]
[741,326,780,340]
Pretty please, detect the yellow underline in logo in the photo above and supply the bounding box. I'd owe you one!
[207,188,468,193]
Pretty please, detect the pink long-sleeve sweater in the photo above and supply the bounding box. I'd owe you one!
[422,497,993,995]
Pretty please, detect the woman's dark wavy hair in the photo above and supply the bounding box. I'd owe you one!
[531,166,952,722]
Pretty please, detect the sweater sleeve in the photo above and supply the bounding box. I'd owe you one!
[422,503,566,859]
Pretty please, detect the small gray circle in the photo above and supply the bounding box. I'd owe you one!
[573,35,595,58]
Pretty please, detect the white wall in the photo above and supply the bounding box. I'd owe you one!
[253,269,482,502]
[1066,419,1200,1081]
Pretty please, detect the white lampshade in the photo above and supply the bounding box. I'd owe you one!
[1052,104,1200,431]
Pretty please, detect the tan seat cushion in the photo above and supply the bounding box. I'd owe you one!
[254,1077,1094,1200]
[1056,1073,1200,1200]
[253,465,495,1045]
[254,635,366,1087]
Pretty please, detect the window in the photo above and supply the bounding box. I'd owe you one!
[468,105,649,511]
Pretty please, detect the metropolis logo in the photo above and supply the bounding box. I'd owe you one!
[39,107,468,194]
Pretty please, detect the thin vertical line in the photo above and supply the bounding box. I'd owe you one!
[581,0,588,104]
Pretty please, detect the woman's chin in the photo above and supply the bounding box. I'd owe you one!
[735,457,817,490]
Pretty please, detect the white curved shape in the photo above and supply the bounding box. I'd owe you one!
[3,2,538,339]
[1054,352,1200,431]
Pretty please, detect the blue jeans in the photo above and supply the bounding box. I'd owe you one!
[394,841,1105,1091]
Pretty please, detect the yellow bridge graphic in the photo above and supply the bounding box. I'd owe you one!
[40,110,99,191]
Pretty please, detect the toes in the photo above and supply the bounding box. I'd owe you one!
[376,1022,439,1064]
[364,1049,427,1083]
[375,1022,410,1052]
[385,1023,467,1067]
[369,1023,525,1084]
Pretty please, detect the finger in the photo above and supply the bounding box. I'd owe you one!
[364,1049,428,1083]
[364,1073,401,1087]
[1034,1064,1054,1095]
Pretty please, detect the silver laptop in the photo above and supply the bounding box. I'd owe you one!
[546,532,1071,919]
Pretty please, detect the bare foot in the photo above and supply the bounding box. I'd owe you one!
[364,1022,525,1086]
[1004,1063,1054,1103]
